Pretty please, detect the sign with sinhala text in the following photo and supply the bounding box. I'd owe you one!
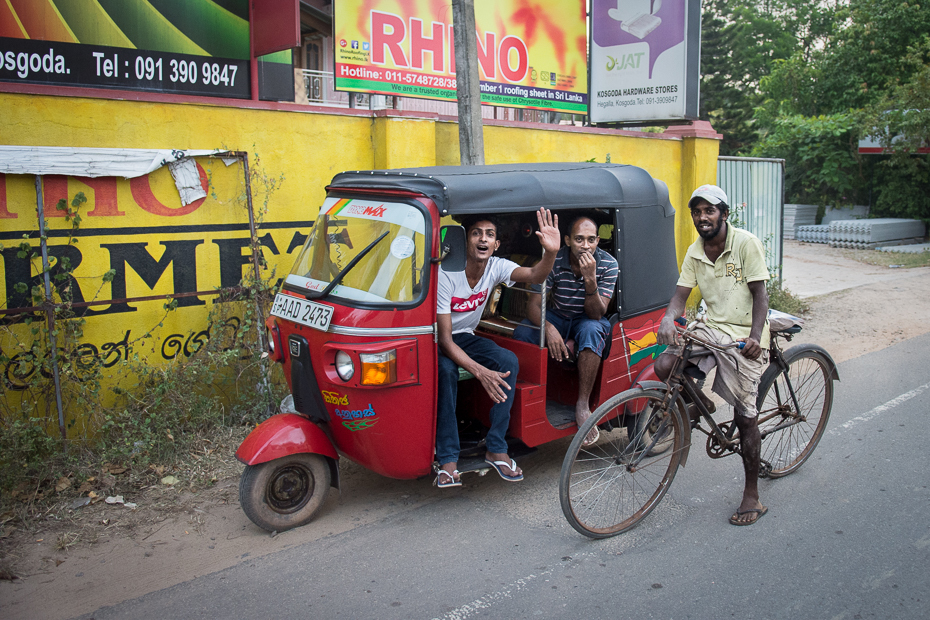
[0,162,306,395]
[589,0,700,123]
[334,0,588,114]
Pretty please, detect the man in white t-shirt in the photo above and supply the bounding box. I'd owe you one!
[435,208,561,488]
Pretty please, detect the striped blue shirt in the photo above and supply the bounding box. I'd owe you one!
[543,247,618,319]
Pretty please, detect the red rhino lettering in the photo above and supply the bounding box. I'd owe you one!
[0,173,17,219]
[371,11,408,67]
[130,163,209,217]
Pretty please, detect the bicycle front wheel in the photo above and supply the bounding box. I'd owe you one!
[559,388,686,538]
[756,346,835,478]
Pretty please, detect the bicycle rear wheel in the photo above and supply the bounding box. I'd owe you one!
[560,388,686,538]
[755,346,835,478]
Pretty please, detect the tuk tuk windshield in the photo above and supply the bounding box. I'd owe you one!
[284,197,428,304]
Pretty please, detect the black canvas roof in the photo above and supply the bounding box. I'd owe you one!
[327,163,680,319]
[327,162,674,218]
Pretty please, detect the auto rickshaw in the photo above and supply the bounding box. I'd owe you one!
[236,162,680,532]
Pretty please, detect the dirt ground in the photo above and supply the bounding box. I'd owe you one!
[2,241,929,620]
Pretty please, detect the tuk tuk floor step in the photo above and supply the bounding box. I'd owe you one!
[546,402,578,430]
[453,443,538,475]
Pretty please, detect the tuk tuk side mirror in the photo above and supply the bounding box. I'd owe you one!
[438,225,466,272]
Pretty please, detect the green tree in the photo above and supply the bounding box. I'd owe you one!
[864,37,930,221]
[752,0,930,218]
[700,1,839,155]
[750,112,866,206]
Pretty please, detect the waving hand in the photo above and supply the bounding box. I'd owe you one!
[535,208,560,254]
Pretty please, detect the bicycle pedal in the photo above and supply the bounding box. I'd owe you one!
[758,459,773,479]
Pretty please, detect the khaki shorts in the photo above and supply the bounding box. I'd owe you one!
[665,324,769,418]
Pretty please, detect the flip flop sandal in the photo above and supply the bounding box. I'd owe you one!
[729,506,768,526]
[435,469,462,488]
[484,458,524,482]
[581,426,600,447]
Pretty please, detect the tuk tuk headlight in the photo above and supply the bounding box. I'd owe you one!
[360,350,397,385]
[335,350,355,381]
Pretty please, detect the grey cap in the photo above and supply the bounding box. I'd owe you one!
[688,184,729,210]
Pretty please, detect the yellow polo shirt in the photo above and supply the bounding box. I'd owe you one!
[677,225,770,348]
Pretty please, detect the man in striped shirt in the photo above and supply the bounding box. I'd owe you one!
[514,215,619,446]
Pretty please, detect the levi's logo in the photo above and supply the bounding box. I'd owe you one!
[345,204,387,218]
[451,290,488,312]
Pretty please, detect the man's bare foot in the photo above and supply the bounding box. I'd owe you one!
[484,451,523,480]
[576,404,598,447]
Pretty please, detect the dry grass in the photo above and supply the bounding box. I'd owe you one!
[838,246,930,268]
[0,424,249,566]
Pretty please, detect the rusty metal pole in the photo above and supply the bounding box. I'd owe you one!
[239,152,268,355]
[452,0,485,165]
[35,176,66,439]
[239,152,273,404]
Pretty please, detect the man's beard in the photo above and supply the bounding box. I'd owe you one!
[697,220,724,240]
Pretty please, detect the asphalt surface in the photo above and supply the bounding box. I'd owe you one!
[77,331,930,620]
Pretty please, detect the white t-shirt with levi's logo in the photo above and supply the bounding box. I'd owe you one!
[437,257,519,335]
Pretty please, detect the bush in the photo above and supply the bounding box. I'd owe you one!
[0,417,64,492]
[767,279,809,316]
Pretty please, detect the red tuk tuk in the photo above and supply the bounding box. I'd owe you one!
[236,163,680,531]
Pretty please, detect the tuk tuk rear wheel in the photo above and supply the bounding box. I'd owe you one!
[240,453,332,532]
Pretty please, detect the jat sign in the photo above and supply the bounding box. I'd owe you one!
[334,0,587,113]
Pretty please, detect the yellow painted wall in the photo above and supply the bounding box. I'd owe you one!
[0,91,719,427]
[0,92,717,231]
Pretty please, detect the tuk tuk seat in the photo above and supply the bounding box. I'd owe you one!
[477,282,537,338]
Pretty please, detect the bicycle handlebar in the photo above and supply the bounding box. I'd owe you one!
[672,316,745,350]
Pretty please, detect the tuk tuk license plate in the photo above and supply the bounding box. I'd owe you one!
[271,294,333,332]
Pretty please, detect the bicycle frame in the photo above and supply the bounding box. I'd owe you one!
[756,336,807,435]
[667,330,811,459]
[664,338,737,452]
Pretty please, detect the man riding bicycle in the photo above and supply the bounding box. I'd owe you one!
[655,184,771,526]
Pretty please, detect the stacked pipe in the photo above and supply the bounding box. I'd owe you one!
[828,219,926,249]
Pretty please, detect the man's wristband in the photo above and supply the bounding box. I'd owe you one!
[585,291,597,296]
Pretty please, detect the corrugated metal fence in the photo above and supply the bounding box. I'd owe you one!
[717,156,785,282]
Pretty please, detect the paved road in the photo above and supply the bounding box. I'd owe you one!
[78,333,930,620]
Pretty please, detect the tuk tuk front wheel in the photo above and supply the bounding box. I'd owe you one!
[240,453,332,532]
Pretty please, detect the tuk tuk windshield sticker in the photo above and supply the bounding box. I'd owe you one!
[322,197,425,235]
[390,235,415,260]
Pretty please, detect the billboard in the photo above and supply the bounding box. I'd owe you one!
[0,0,292,100]
[589,0,700,123]
[334,0,587,114]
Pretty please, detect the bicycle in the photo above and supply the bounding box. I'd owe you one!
[558,314,839,538]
